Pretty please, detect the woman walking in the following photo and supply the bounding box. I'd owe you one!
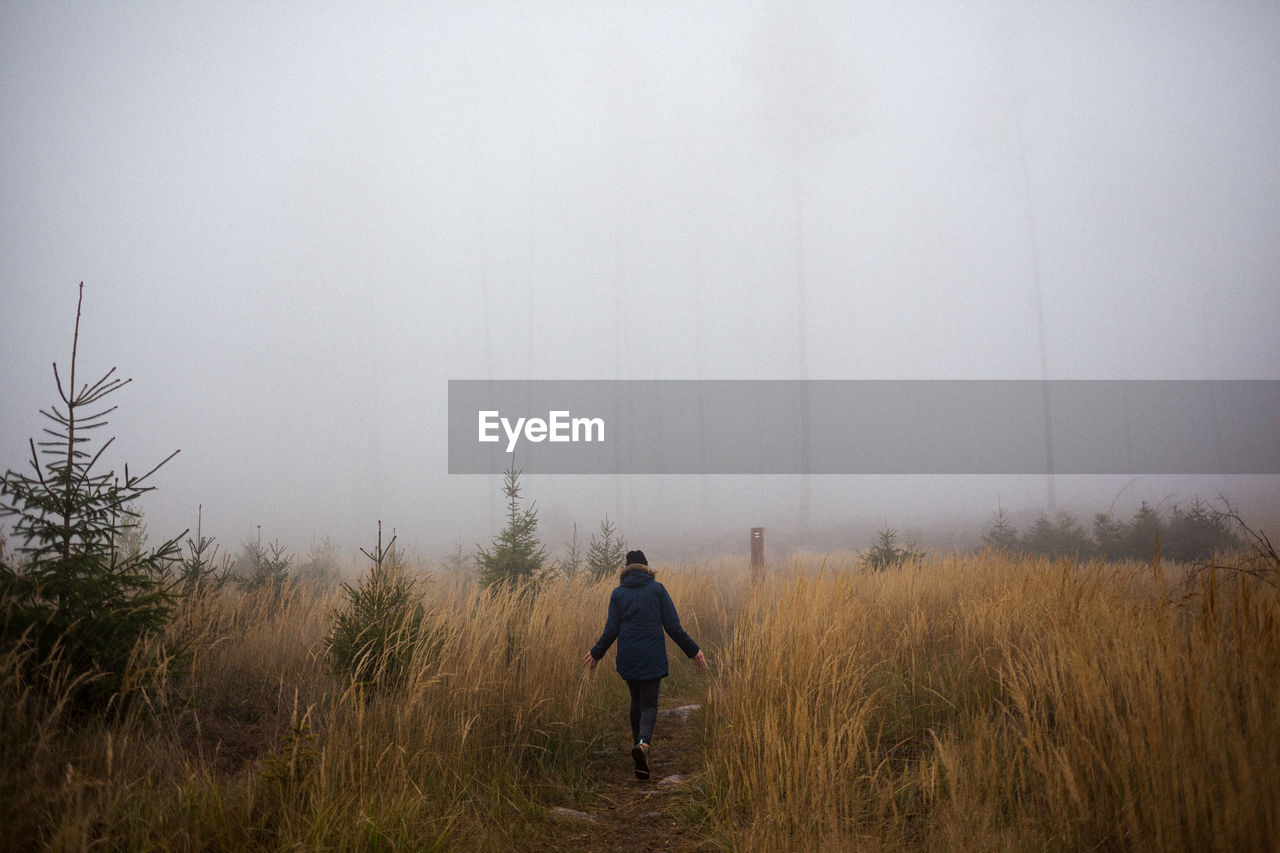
[583,550,707,780]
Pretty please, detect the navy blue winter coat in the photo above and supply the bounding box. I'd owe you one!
[589,565,701,681]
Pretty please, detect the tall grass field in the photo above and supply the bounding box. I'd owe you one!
[2,549,1276,850]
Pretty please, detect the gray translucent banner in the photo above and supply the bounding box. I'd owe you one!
[447,380,1280,475]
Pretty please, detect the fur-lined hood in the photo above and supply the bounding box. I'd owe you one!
[619,562,655,583]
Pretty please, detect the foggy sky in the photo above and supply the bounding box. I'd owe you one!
[3,2,1278,563]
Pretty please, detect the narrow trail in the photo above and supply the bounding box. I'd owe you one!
[548,693,710,852]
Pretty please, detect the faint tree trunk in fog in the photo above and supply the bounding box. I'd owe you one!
[748,4,858,535]
[1013,115,1055,512]
[1002,11,1056,512]
[793,157,811,533]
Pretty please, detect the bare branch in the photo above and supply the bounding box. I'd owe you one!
[129,448,181,487]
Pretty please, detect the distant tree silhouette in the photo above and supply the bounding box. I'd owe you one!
[1127,502,1163,561]
[983,507,1019,551]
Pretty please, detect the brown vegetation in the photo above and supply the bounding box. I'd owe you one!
[2,548,1276,851]
[702,550,1279,850]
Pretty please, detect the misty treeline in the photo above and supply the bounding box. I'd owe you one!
[222,534,343,589]
[983,498,1241,563]
[0,286,1265,715]
[222,462,624,591]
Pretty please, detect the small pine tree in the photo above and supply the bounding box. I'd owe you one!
[1022,514,1057,556]
[585,515,626,580]
[328,522,434,689]
[230,537,264,581]
[1052,511,1092,558]
[0,283,184,708]
[1092,511,1129,561]
[1166,499,1239,562]
[556,522,584,579]
[243,538,291,593]
[983,506,1019,551]
[1021,511,1091,559]
[179,506,229,594]
[1127,501,1164,560]
[442,537,468,574]
[296,536,341,586]
[475,462,547,588]
[863,525,923,571]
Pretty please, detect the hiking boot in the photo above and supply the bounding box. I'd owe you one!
[631,741,650,781]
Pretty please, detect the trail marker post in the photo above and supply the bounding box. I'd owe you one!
[750,527,764,584]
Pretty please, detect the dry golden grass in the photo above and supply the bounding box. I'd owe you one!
[701,550,1280,851]
[2,550,1275,851]
[0,565,727,850]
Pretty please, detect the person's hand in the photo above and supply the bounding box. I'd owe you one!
[582,651,598,670]
[692,649,707,668]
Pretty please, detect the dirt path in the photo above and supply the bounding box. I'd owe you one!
[548,697,709,852]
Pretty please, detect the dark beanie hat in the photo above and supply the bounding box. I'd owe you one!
[626,549,647,566]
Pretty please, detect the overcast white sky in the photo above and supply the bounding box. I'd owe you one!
[3,1,1278,562]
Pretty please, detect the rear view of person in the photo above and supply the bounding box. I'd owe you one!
[582,549,707,780]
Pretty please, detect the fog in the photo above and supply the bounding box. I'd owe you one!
[3,2,1278,564]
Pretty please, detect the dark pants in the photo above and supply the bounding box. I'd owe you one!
[627,677,661,745]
